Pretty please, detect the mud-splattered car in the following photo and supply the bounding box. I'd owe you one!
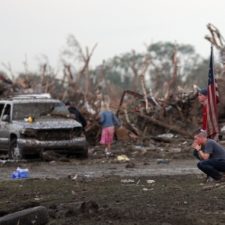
[0,94,88,159]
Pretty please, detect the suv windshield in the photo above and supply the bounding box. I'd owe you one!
[12,102,69,120]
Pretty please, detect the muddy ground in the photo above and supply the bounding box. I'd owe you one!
[1,139,225,225]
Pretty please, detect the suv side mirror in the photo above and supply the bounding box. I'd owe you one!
[2,115,10,122]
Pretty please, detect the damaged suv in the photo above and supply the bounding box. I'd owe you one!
[0,94,88,159]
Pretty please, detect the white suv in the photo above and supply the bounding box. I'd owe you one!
[0,94,88,159]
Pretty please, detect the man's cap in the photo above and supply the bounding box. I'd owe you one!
[193,128,207,137]
[198,88,208,96]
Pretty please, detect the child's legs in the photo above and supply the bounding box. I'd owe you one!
[100,127,115,151]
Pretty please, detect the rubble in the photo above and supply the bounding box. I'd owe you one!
[1,64,225,151]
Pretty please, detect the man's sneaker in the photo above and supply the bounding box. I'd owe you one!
[217,176,225,183]
[206,176,215,183]
[206,175,225,183]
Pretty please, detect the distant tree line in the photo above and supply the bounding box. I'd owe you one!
[91,42,209,98]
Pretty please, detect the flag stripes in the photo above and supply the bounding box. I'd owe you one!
[207,46,219,138]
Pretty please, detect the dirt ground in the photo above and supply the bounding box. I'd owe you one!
[1,140,225,225]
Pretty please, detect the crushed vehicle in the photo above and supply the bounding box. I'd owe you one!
[0,94,88,159]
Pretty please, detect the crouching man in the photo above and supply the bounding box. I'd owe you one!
[192,130,225,182]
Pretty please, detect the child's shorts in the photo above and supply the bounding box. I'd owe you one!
[100,126,115,145]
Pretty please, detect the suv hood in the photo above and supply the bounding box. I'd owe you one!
[13,118,82,129]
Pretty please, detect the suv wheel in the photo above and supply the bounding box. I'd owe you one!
[9,138,22,160]
[79,147,88,159]
[84,147,89,158]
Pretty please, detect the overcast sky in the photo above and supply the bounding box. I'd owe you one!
[1,0,225,74]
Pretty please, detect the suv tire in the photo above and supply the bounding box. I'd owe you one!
[79,147,88,159]
[73,147,88,159]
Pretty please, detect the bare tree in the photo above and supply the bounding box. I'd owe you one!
[205,23,225,50]
[1,62,15,81]
[164,46,179,100]
[129,50,152,112]
[205,23,225,77]
[60,34,97,101]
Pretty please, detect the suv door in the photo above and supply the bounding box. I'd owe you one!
[0,104,11,151]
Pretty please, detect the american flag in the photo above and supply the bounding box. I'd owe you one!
[207,46,219,139]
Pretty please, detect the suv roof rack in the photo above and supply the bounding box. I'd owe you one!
[12,93,52,99]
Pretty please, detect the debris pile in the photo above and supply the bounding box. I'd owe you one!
[2,70,225,146]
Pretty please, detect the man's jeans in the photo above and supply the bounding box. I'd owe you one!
[197,159,225,180]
